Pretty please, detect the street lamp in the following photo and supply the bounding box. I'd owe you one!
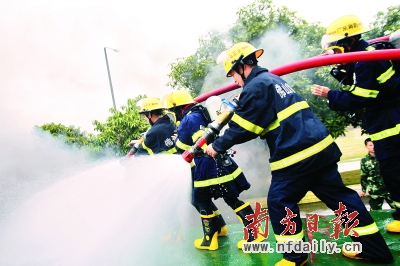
[104,47,118,110]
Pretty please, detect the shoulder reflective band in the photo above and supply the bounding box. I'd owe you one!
[261,101,310,135]
[231,101,310,136]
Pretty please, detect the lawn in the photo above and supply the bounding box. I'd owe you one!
[335,127,367,185]
[334,127,368,161]
[341,169,360,186]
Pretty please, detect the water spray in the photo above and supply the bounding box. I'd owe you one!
[194,30,400,103]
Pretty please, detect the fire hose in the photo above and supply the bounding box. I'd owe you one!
[125,136,144,158]
[181,98,238,163]
[119,135,145,166]
[194,31,400,104]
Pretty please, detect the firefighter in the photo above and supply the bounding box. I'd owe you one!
[206,42,393,265]
[132,97,177,156]
[162,91,230,240]
[163,90,265,251]
[311,14,400,234]
[129,97,183,242]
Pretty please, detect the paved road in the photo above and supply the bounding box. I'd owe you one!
[338,159,361,172]
[338,159,362,192]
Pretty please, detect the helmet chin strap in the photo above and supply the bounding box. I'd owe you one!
[146,113,154,126]
[236,64,246,82]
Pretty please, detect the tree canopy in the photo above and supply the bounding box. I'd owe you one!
[166,0,400,138]
[38,0,400,157]
[37,95,149,158]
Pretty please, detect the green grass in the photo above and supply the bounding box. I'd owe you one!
[340,169,360,186]
[335,127,367,161]
[335,127,367,186]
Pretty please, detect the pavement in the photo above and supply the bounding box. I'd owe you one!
[337,158,361,172]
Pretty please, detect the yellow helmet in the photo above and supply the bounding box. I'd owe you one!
[321,15,370,50]
[137,97,164,114]
[223,42,263,77]
[162,90,195,109]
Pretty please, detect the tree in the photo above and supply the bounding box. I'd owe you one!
[38,2,400,155]
[167,30,228,96]
[35,123,94,147]
[92,96,149,156]
[166,0,400,138]
[364,5,400,39]
[37,95,149,158]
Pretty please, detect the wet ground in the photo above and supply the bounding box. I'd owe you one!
[156,209,400,266]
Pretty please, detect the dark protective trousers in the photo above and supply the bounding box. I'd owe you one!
[379,155,400,220]
[268,163,393,262]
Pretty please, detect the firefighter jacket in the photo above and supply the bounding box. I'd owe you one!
[136,115,177,156]
[360,153,392,199]
[327,39,400,160]
[212,66,342,180]
[175,104,250,201]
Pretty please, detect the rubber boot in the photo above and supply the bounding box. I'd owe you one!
[214,210,228,236]
[275,258,308,266]
[341,232,393,263]
[235,202,266,249]
[386,220,400,233]
[194,213,219,251]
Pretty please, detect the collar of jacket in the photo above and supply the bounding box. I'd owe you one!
[153,115,170,126]
[244,66,269,86]
[182,103,197,118]
[352,39,369,52]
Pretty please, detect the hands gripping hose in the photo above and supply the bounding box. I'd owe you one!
[182,98,238,163]
[125,137,144,158]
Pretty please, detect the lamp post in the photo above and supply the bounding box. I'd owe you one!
[104,47,118,110]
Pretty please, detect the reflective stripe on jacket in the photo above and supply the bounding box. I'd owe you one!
[176,105,250,195]
[327,39,400,160]
[212,66,341,180]
[136,115,177,156]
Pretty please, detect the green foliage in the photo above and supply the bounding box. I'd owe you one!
[39,1,400,157]
[35,123,91,148]
[231,0,308,43]
[364,5,400,39]
[38,95,149,158]
[166,0,328,99]
[91,96,149,156]
[167,31,227,96]
[229,0,274,42]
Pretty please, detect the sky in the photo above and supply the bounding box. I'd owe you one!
[1,0,399,134]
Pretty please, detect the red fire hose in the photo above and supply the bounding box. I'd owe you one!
[194,39,400,103]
